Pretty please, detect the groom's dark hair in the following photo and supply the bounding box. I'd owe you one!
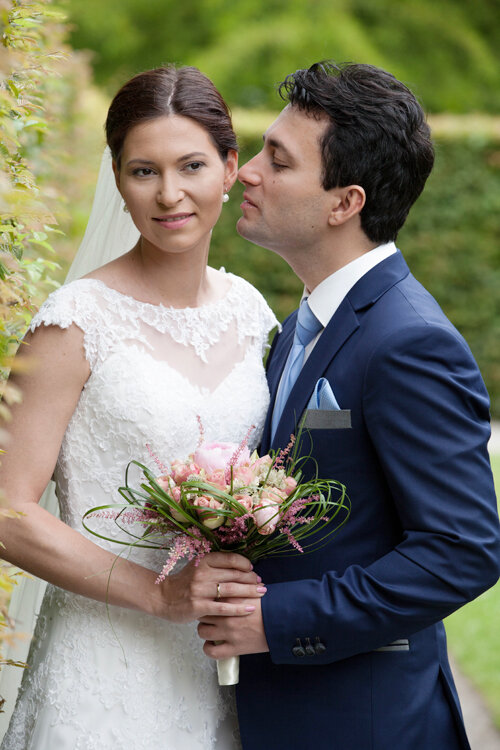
[278,62,434,243]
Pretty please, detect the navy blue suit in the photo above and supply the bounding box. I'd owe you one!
[236,251,500,749]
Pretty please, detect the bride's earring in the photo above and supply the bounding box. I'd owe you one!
[222,190,229,204]
[122,202,129,213]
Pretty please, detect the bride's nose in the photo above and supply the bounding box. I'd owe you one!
[157,176,184,206]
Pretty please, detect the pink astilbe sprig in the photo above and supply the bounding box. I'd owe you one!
[156,528,213,583]
[214,514,252,544]
[225,424,255,483]
[280,526,304,553]
[196,415,205,448]
[273,434,296,471]
[146,443,168,474]
[89,508,160,525]
[279,495,313,526]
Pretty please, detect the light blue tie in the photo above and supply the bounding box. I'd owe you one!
[271,298,323,439]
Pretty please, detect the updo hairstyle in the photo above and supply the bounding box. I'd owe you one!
[105,65,238,169]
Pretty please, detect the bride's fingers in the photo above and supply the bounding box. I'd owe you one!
[210,581,266,600]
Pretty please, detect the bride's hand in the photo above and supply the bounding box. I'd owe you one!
[157,552,266,624]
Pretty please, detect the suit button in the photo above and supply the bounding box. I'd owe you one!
[304,637,316,656]
[314,637,326,654]
[292,638,306,658]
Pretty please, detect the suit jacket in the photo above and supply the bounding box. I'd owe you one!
[236,251,500,750]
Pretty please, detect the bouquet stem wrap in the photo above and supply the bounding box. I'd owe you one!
[216,654,239,685]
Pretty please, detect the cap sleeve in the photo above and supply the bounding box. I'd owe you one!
[29,280,106,369]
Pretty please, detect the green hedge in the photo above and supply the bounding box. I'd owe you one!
[208,128,500,416]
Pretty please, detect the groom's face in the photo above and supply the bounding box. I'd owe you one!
[237,105,333,258]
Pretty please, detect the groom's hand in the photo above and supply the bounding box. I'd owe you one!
[198,598,270,657]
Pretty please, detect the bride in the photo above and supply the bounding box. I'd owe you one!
[0,65,276,749]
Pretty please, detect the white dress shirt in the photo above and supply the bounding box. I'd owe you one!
[304,241,397,361]
[272,242,397,422]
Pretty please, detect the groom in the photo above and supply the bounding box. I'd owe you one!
[199,62,500,749]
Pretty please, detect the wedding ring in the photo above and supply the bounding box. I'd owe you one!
[216,583,222,600]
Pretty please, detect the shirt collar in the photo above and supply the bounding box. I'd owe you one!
[306,242,397,327]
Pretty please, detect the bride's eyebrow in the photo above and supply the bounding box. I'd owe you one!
[177,151,209,161]
[126,152,209,167]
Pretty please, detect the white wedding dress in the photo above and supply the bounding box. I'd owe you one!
[1,271,277,750]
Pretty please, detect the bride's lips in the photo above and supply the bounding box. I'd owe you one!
[153,213,194,229]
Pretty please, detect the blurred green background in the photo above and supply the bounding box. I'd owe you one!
[54,0,500,414]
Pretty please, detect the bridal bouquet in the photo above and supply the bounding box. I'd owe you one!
[84,427,350,684]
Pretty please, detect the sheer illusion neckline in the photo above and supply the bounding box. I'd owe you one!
[79,271,234,313]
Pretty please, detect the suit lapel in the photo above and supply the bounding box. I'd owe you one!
[261,315,297,452]
[266,251,411,451]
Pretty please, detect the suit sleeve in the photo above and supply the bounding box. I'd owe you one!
[262,323,500,665]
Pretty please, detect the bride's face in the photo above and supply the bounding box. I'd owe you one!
[114,114,237,257]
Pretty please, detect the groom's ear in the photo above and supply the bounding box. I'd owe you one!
[223,149,239,191]
[327,185,366,227]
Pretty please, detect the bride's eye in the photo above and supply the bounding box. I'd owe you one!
[132,167,156,177]
[185,161,204,173]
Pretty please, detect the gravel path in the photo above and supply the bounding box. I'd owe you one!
[489,421,500,456]
[452,420,500,749]
[452,658,500,749]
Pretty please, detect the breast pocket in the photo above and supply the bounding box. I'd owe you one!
[301,409,352,430]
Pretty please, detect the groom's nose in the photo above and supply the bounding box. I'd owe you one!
[238,154,261,186]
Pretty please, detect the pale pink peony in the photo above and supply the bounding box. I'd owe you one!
[253,503,280,535]
[193,442,251,474]
[170,459,199,484]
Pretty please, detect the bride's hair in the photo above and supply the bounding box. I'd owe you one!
[105,65,238,169]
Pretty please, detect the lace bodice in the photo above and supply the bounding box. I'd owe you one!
[30,273,277,553]
[2,271,277,750]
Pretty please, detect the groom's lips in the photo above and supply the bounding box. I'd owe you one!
[241,192,258,210]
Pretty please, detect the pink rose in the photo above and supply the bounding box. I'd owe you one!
[205,469,229,491]
[253,455,273,471]
[233,465,257,488]
[193,442,251,474]
[260,488,286,505]
[233,494,254,513]
[155,475,172,492]
[168,485,185,522]
[249,454,273,481]
[253,503,280,535]
[170,459,199,484]
[283,476,298,496]
[193,495,225,529]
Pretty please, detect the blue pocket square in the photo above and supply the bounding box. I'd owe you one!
[307,378,340,410]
